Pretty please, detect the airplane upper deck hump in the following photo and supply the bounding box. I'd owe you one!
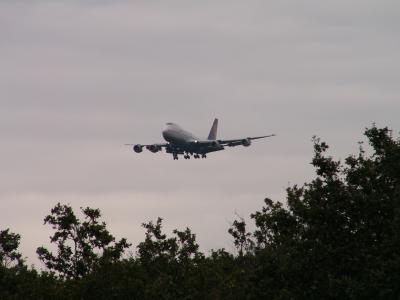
[207,118,218,140]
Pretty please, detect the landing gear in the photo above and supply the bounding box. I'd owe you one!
[171,152,207,161]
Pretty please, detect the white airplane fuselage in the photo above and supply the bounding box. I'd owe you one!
[162,123,219,153]
[126,118,275,160]
[162,123,199,145]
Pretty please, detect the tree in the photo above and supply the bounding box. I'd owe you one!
[137,217,203,264]
[228,215,254,256]
[37,203,130,279]
[135,218,206,299]
[1,125,398,300]
[0,228,23,268]
[230,125,400,299]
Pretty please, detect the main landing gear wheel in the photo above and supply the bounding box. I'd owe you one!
[201,154,207,158]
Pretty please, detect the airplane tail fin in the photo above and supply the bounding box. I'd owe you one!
[207,118,218,140]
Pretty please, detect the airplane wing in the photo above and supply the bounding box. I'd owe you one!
[124,143,168,153]
[218,134,276,147]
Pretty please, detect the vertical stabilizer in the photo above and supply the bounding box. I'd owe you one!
[207,118,218,140]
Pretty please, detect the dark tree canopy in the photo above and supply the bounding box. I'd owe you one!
[1,125,400,300]
[36,203,130,279]
[0,228,23,267]
[228,126,400,299]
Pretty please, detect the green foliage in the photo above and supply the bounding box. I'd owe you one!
[137,217,204,264]
[0,228,23,267]
[0,265,62,300]
[231,125,400,299]
[0,229,62,300]
[36,203,130,279]
[1,125,400,299]
[135,217,205,299]
[228,215,254,256]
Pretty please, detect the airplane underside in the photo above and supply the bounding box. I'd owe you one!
[165,144,223,160]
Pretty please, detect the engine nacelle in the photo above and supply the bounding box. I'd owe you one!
[146,144,162,153]
[242,139,251,147]
[133,144,143,153]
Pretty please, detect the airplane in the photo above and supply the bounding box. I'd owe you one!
[125,118,275,160]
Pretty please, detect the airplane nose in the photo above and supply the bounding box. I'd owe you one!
[162,128,169,140]
[162,123,174,142]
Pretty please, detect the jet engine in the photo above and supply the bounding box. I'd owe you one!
[146,144,162,153]
[133,144,143,153]
[242,138,251,147]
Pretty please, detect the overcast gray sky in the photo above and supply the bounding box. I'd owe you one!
[1,0,399,266]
